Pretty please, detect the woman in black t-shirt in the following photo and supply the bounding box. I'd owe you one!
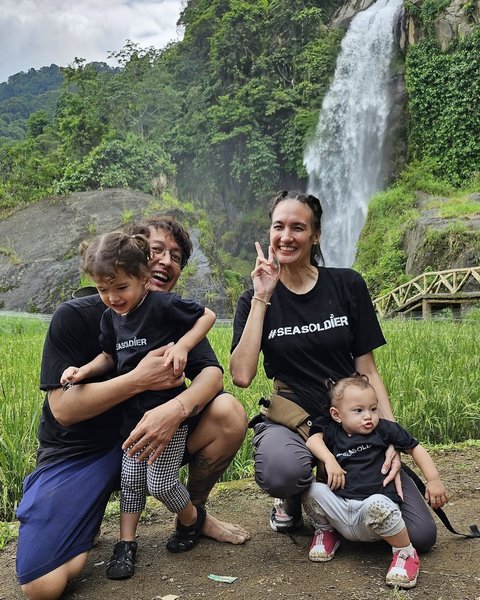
[230,190,437,552]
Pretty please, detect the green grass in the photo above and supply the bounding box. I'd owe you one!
[1,314,479,526]
[376,319,480,443]
[0,317,47,522]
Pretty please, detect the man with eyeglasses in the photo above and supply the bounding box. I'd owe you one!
[16,215,249,600]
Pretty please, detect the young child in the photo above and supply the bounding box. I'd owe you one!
[303,375,448,589]
[60,230,216,580]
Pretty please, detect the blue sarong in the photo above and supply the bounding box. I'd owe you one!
[16,444,122,584]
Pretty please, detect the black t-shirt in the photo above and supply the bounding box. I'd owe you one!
[100,291,208,435]
[232,267,386,417]
[312,417,419,503]
[38,293,221,465]
[38,294,122,465]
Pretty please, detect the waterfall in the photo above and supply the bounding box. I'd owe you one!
[304,0,403,267]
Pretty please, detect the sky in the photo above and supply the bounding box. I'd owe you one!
[0,0,185,83]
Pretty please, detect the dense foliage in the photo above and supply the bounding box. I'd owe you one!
[405,28,480,185]
[0,2,343,244]
[0,66,63,145]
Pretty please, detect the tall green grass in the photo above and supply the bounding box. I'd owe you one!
[1,315,479,522]
[0,317,46,521]
[377,319,480,443]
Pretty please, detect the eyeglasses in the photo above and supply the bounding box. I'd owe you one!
[149,242,184,268]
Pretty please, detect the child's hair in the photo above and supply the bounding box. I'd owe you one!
[80,231,150,282]
[325,374,374,408]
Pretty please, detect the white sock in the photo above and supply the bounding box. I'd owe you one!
[392,543,415,557]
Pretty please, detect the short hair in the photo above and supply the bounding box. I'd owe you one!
[326,374,374,408]
[126,215,192,269]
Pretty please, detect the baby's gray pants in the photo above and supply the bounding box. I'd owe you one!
[303,482,405,541]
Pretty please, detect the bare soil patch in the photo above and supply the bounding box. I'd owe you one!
[1,446,479,600]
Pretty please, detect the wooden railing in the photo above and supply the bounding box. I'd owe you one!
[374,266,480,317]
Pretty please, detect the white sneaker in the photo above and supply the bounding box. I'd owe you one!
[269,498,303,533]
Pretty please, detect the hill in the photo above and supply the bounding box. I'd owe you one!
[0,62,119,146]
[0,65,62,145]
[0,189,237,317]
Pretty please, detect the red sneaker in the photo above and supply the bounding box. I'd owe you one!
[386,549,420,589]
[308,529,340,562]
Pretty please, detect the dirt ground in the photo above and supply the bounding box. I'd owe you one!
[1,446,479,600]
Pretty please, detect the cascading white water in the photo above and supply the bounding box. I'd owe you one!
[304,0,403,267]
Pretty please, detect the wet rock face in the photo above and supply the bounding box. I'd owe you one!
[331,0,378,28]
[0,189,226,315]
[434,0,480,49]
[399,0,480,50]
[333,0,480,52]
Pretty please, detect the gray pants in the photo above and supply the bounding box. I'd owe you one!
[253,420,437,551]
[303,483,405,541]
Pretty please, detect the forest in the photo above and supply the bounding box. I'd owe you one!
[0,0,479,291]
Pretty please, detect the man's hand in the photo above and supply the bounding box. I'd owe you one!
[123,398,185,464]
[133,345,185,391]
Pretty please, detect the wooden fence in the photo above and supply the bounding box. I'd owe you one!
[373,266,480,318]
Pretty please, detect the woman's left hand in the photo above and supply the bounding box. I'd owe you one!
[382,444,403,499]
[425,479,449,509]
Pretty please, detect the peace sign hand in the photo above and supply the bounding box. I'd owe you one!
[251,242,279,301]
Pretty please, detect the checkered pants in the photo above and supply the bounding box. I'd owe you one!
[121,423,190,514]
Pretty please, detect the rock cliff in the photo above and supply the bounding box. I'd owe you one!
[332,0,480,51]
[404,193,480,275]
[401,0,480,50]
[0,189,228,315]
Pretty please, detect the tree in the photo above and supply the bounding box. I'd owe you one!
[54,134,174,194]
